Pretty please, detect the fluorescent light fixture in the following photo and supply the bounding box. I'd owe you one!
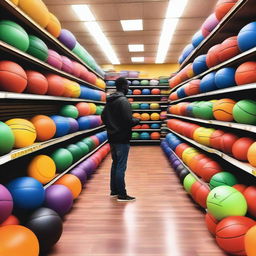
[85,22,120,65]
[120,20,143,31]
[131,57,144,62]
[155,0,188,63]
[128,44,144,52]
[71,5,95,21]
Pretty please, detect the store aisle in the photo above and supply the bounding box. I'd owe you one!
[48,146,226,256]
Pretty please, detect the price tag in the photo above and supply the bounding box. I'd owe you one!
[11,144,42,160]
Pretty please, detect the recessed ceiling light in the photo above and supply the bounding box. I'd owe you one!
[128,44,144,52]
[166,0,188,18]
[71,5,95,21]
[120,20,143,31]
[131,57,144,62]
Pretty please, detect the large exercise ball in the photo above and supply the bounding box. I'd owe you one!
[0,185,13,223]
[46,74,65,96]
[215,67,236,88]
[27,155,56,184]
[44,185,73,216]
[0,225,39,256]
[46,13,61,38]
[238,22,256,52]
[25,207,63,253]
[7,177,45,210]
[50,115,70,137]
[0,20,29,52]
[233,100,256,124]
[6,118,36,148]
[207,186,247,220]
[235,62,256,85]
[26,70,48,95]
[245,225,256,256]
[200,72,217,92]
[0,122,15,155]
[27,35,48,61]
[0,60,27,93]
[209,172,238,189]
[51,148,73,171]
[58,29,77,50]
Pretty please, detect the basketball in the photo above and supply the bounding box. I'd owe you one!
[206,44,222,68]
[76,102,91,116]
[232,137,254,161]
[218,36,240,62]
[183,174,197,194]
[219,133,239,154]
[233,99,256,124]
[0,60,27,93]
[133,113,141,119]
[233,184,247,194]
[235,62,256,85]
[213,98,236,121]
[133,89,141,95]
[210,130,225,149]
[247,142,256,166]
[194,184,210,208]
[192,55,208,75]
[215,0,238,21]
[209,172,238,189]
[245,225,256,256]
[151,132,160,140]
[0,121,15,155]
[200,161,222,182]
[193,127,216,146]
[25,70,48,95]
[184,80,201,96]
[46,13,61,38]
[215,67,236,89]
[192,30,205,47]
[243,186,256,217]
[175,143,190,158]
[205,213,218,235]
[46,74,65,96]
[201,13,219,37]
[200,72,218,93]
[238,21,256,52]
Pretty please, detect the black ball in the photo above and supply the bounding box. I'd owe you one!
[25,207,63,253]
[179,169,190,183]
[175,164,186,175]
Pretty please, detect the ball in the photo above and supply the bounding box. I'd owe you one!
[232,137,254,161]
[70,167,87,185]
[198,101,214,119]
[248,142,256,167]
[183,173,197,194]
[58,29,77,50]
[151,113,160,121]
[201,13,219,37]
[210,129,225,149]
[140,103,149,109]
[192,30,205,47]
[140,113,150,121]
[0,185,13,223]
[205,213,218,235]
[0,60,27,93]
[193,127,216,146]
[27,35,48,61]
[195,184,210,208]
[44,185,73,216]
[27,155,56,184]
[215,67,236,89]
[60,105,79,119]
[76,102,91,116]
[175,143,190,158]
[238,22,256,52]
[140,132,150,140]
[206,44,222,68]
[0,225,39,256]
[133,89,141,95]
[200,72,217,93]
[46,74,65,96]
[151,132,160,140]
[213,98,236,121]
[67,144,83,162]
[218,36,240,62]
[7,177,45,210]
[46,13,61,38]
[142,89,150,95]
[0,122,15,155]
[207,186,247,220]
[67,118,79,133]
[245,225,256,256]
[200,161,222,182]
[51,148,73,171]
[182,44,194,60]
[182,148,199,165]
[233,184,247,194]
[243,186,256,217]
[30,115,56,141]
[233,99,256,124]
[151,88,161,95]
[132,132,140,140]
[6,118,36,148]
[50,115,70,137]
[210,172,238,189]
[61,56,74,74]
[220,133,239,154]
[0,215,19,226]
[215,0,238,21]
[46,49,62,69]
[54,174,82,199]
[235,62,256,85]
[192,54,208,75]
[25,70,48,95]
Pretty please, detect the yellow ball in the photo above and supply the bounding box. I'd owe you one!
[95,79,106,89]
[69,81,81,98]
[27,155,56,184]
[182,148,199,165]
[151,113,160,121]
[150,103,160,110]
[46,13,61,38]
[6,119,36,148]
[141,113,150,121]
[193,127,216,146]
[88,103,97,115]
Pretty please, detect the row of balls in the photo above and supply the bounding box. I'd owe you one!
[131,103,160,110]
[178,0,239,64]
[107,79,160,87]
[128,88,161,95]
[168,98,256,125]
[131,132,160,140]
[132,112,161,121]
[167,118,256,167]
[133,123,161,130]
[161,138,256,256]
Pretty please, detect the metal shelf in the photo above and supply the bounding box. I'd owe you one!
[127,95,167,97]
[164,128,256,177]
[107,86,170,89]
[132,129,161,132]
[44,140,108,188]
[139,121,162,124]
[130,101,166,104]
[1,0,104,79]
[167,114,256,134]
[0,125,105,166]
[132,109,161,112]
[130,140,161,143]
[106,78,159,81]
[0,91,105,104]
[0,41,104,92]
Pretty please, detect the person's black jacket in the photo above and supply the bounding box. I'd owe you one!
[101,92,140,143]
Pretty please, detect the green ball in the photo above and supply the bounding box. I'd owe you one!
[27,35,48,61]
[67,144,83,162]
[131,103,140,110]
[51,148,73,171]
[207,186,247,220]
[233,100,256,124]
[192,101,203,118]
[209,172,238,190]
[0,121,15,155]
[132,132,140,140]
[0,20,29,52]
[140,80,149,86]
[183,173,197,194]
[60,105,79,119]
[76,141,89,155]
[72,42,84,59]
[199,102,214,120]
[95,106,102,115]
[82,138,95,151]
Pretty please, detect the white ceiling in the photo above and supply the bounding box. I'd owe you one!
[45,0,218,64]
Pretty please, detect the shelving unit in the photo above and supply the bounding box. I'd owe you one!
[132,109,161,112]
[130,140,161,143]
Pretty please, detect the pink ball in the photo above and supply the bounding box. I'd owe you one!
[61,56,74,74]
[72,62,82,78]
[46,49,62,70]
[0,185,13,223]
[80,66,90,81]
[201,13,220,37]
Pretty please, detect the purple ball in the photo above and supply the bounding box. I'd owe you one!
[61,56,74,74]
[70,168,87,185]
[58,29,77,50]
[202,13,219,37]
[68,118,79,133]
[0,185,13,223]
[44,185,73,216]
[169,154,177,163]
[172,160,182,169]
[47,49,62,69]
[80,159,96,176]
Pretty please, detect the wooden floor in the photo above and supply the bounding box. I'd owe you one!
[48,146,227,256]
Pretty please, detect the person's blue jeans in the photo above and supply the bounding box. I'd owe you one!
[110,143,130,196]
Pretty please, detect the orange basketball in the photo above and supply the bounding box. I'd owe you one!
[184,79,201,96]
[132,113,141,119]
[219,132,239,154]
[46,74,65,96]
[188,154,207,172]
[235,62,256,86]
[195,184,210,208]
[205,213,218,235]
[140,113,150,121]
[232,137,254,161]
[30,115,56,141]
[210,129,225,149]
[206,44,222,68]
[215,0,238,21]
[218,36,240,62]
[213,98,236,121]
[151,132,160,140]
[245,225,256,256]
[54,174,82,199]
[169,92,178,101]
[133,89,141,95]
[25,70,48,95]
[233,184,247,194]
[76,102,91,116]
[62,78,73,98]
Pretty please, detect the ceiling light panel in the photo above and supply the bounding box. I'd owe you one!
[128,44,144,52]
[131,57,144,62]
[121,20,143,31]
[71,5,95,21]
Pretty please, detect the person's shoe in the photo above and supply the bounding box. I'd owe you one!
[117,195,136,202]
[110,193,118,198]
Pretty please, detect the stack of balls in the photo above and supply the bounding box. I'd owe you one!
[131,132,161,140]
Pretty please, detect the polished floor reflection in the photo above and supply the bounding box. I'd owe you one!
[48,146,227,256]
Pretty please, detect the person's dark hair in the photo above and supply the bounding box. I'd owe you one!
[115,77,129,92]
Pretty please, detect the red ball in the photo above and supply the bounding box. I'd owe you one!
[206,44,222,68]
[169,92,178,101]
[0,215,19,226]
[76,102,90,116]
[86,72,97,85]
[205,213,218,235]
[72,62,82,78]
[194,157,212,177]
[188,154,207,173]
[151,88,160,95]
[46,74,65,96]
[0,61,27,93]
[25,71,48,95]
[220,133,239,154]
[200,160,222,182]
[235,62,256,86]
[133,89,141,95]
[195,184,210,208]
[210,130,225,150]
[151,132,160,140]
[216,216,255,255]
[190,181,202,201]
[79,66,90,81]
[133,125,141,129]
[183,123,201,139]
[232,137,254,161]
[179,103,190,116]
[233,184,247,194]
[141,124,150,129]
[169,76,181,88]
[215,0,239,21]
[175,143,190,158]
[218,36,240,62]
[184,80,201,96]
[243,186,256,217]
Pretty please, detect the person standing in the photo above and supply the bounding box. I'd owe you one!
[101,77,140,201]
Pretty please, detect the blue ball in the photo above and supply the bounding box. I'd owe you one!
[177,87,186,98]
[51,115,70,137]
[151,123,160,129]
[7,177,45,210]
[215,67,236,89]
[142,89,150,95]
[186,104,194,117]
[238,22,256,52]
[167,139,182,150]
[192,55,208,75]
[178,55,185,64]
[200,72,217,93]
[182,44,195,60]
[127,89,132,95]
[78,116,91,130]
[140,103,149,109]
[106,80,115,86]
[140,132,150,140]
[192,31,205,47]
[132,80,140,86]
